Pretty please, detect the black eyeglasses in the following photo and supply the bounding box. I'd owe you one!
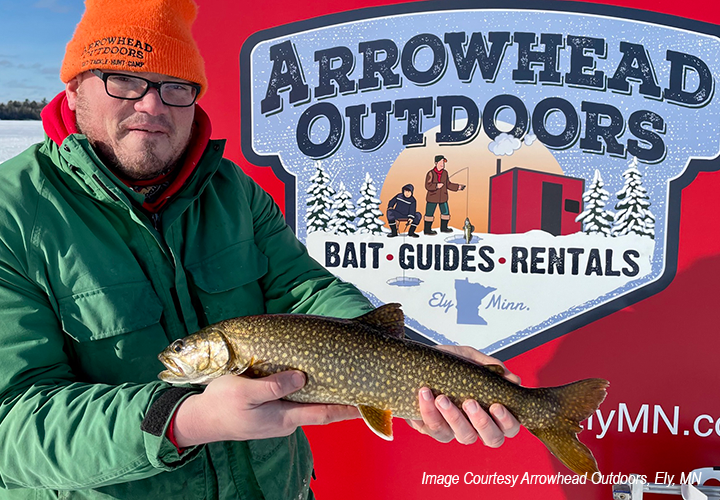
[90,69,201,107]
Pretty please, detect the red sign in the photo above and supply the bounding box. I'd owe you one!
[193,1,720,498]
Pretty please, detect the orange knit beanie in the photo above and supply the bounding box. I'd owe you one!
[60,0,207,98]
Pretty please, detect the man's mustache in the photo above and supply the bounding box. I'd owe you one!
[119,116,174,134]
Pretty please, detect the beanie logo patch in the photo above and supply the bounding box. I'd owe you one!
[80,37,155,71]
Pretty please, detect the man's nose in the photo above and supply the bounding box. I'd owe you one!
[133,87,166,115]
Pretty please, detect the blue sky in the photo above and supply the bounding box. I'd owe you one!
[0,0,84,103]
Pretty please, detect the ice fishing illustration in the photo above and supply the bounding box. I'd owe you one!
[247,4,718,356]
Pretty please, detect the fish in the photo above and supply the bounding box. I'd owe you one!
[158,303,608,476]
[463,217,475,244]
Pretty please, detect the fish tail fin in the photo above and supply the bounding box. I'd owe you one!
[525,378,608,477]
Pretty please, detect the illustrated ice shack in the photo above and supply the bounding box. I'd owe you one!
[488,159,584,236]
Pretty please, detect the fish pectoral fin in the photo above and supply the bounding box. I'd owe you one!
[230,356,264,376]
[355,304,405,339]
[483,364,506,377]
[358,405,394,441]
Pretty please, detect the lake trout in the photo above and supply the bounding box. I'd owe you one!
[158,303,608,476]
[462,217,475,244]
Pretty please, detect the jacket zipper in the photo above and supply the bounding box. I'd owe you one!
[92,174,121,202]
[151,212,161,232]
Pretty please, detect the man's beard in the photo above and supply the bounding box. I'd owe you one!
[75,92,190,181]
[90,140,182,180]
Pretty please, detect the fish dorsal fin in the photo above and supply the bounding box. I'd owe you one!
[354,303,405,338]
[358,405,394,441]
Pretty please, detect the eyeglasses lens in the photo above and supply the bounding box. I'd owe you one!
[105,74,197,106]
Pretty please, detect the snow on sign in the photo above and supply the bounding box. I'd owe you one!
[241,1,720,357]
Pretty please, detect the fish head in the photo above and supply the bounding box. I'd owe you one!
[158,328,232,385]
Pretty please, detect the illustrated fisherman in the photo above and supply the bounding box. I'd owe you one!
[424,155,466,235]
[387,183,422,238]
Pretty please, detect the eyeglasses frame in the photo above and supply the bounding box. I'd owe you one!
[90,69,201,108]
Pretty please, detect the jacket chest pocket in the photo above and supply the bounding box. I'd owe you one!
[58,281,169,384]
[186,240,269,325]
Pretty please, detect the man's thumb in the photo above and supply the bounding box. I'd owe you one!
[250,371,306,403]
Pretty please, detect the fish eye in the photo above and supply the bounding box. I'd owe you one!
[171,340,184,353]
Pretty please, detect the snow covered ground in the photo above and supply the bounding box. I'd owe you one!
[0,121,44,163]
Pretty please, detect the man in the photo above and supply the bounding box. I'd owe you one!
[424,155,466,235]
[0,1,520,498]
[386,183,421,237]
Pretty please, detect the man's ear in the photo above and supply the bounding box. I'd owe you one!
[65,75,82,111]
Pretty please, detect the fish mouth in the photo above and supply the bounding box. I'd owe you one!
[159,355,185,377]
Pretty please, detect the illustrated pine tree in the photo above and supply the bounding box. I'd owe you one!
[576,169,614,236]
[613,157,655,239]
[329,182,357,235]
[306,161,335,233]
[355,172,386,235]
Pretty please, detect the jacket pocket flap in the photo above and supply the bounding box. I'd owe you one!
[59,281,164,342]
[187,240,268,293]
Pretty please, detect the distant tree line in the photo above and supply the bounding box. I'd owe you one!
[0,99,47,120]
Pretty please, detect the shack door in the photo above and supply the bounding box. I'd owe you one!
[541,182,563,236]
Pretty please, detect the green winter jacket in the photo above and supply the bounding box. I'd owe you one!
[0,132,373,499]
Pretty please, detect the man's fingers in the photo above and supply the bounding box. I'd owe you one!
[282,402,360,428]
[490,403,521,438]
[435,395,478,445]
[414,387,454,443]
[463,400,506,448]
[244,371,306,405]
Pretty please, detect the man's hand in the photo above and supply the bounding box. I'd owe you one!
[172,372,359,447]
[437,182,444,188]
[405,346,521,446]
